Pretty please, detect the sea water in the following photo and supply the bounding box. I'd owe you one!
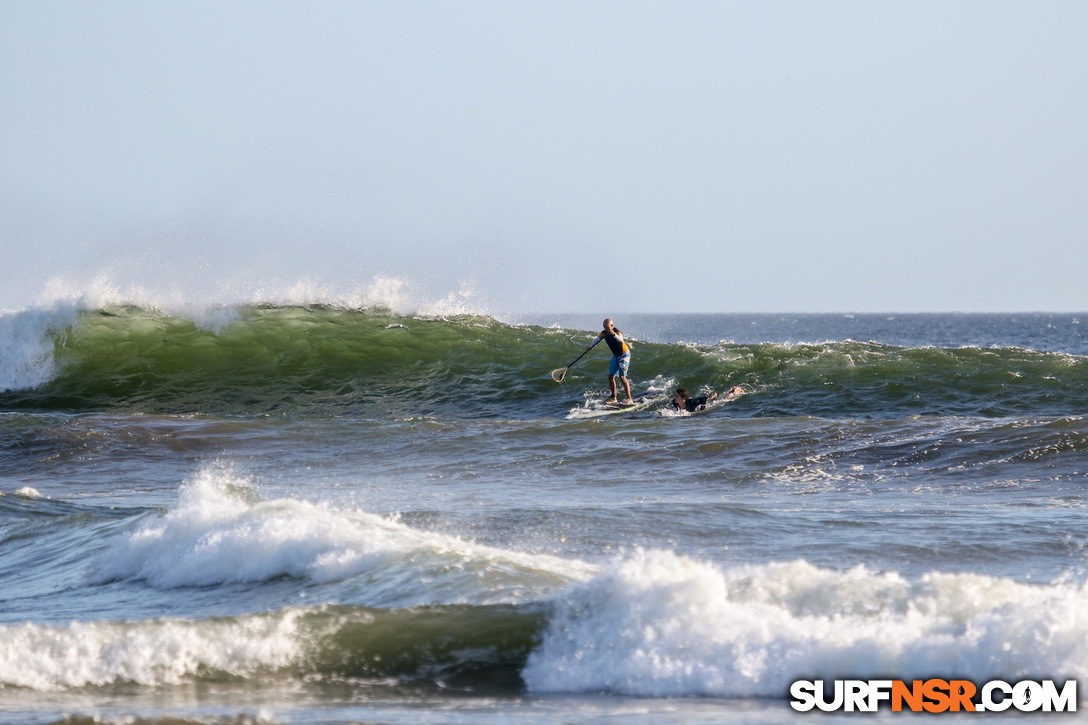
[1,299,1086,724]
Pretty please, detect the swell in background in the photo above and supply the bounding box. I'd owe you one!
[1,301,1086,420]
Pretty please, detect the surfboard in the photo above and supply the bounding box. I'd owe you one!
[566,394,663,420]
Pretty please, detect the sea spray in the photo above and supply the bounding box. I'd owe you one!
[0,303,79,392]
[32,273,489,325]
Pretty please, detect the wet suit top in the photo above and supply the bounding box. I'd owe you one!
[589,329,629,357]
[673,396,710,413]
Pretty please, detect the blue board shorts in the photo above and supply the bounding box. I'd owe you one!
[609,352,630,377]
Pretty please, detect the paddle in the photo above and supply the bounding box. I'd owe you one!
[551,347,592,383]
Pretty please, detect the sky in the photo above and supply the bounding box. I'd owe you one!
[2,1,1086,314]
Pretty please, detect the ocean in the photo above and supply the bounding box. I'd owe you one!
[1,299,1086,724]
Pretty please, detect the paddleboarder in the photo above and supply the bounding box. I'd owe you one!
[587,318,633,405]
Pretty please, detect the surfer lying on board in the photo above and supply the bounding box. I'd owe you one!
[671,386,743,413]
[586,318,633,405]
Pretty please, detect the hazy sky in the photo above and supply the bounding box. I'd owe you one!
[2,1,1086,314]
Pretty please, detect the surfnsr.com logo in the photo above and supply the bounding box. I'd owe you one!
[790,679,1077,713]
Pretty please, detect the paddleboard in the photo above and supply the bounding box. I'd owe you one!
[566,394,663,420]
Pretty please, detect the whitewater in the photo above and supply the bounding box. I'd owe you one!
[1,283,1086,724]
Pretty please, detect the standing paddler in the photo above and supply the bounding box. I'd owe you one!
[586,318,634,405]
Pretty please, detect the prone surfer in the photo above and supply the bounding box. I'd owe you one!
[587,318,634,405]
[671,386,743,413]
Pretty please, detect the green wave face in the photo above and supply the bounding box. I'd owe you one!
[2,305,1086,419]
[3,305,555,417]
[309,604,546,692]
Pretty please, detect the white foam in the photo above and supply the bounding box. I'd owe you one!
[0,609,304,690]
[96,464,593,606]
[523,549,1088,698]
[0,302,79,392]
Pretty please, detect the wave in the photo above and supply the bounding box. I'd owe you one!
[525,550,1088,698]
[91,465,592,606]
[2,555,1086,698]
[3,471,1087,698]
[1,302,1086,419]
[0,602,543,693]
[0,461,593,616]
